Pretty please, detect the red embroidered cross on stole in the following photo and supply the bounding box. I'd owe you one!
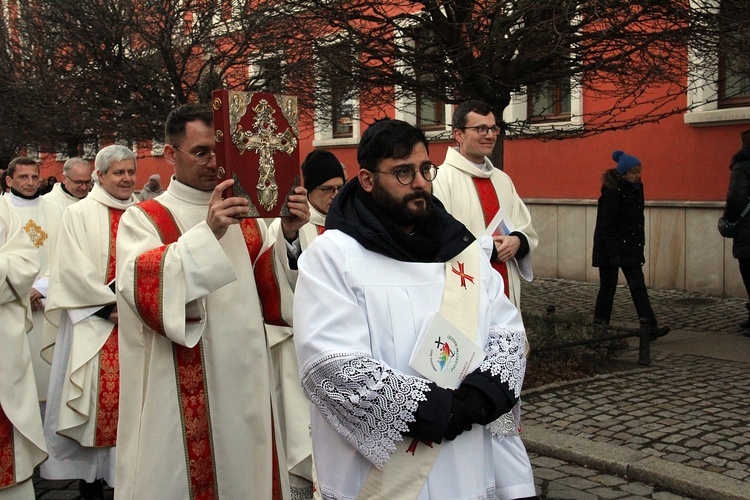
[94,208,123,447]
[0,403,15,488]
[472,177,510,298]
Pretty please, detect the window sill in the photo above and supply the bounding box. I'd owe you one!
[684,107,750,126]
[505,119,584,137]
[312,137,360,147]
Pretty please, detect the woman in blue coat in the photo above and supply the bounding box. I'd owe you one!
[592,150,669,339]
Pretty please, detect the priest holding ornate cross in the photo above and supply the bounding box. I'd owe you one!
[293,119,530,499]
[115,103,309,500]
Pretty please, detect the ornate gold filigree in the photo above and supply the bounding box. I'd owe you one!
[275,95,299,137]
[228,93,298,212]
[23,219,47,248]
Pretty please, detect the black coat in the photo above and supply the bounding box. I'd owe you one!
[723,155,750,260]
[592,169,646,268]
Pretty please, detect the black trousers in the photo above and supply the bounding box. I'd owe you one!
[594,265,657,326]
[738,259,750,301]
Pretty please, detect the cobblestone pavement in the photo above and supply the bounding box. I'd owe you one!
[520,277,748,335]
[530,453,693,500]
[519,278,750,499]
[30,279,749,499]
[523,353,750,491]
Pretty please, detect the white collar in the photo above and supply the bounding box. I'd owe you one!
[166,176,213,205]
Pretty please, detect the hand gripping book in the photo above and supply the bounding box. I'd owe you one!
[212,89,301,218]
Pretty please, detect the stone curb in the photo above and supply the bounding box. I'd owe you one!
[522,426,750,500]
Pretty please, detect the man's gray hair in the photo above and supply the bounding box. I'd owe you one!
[94,145,136,174]
[63,157,91,175]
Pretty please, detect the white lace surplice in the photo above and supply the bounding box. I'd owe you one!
[294,230,528,500]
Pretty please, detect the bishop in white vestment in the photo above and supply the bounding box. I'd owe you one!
[116,178,296,499]
[0,197,46,499]
[42,147,139,490]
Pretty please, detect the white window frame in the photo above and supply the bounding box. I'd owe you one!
[312,37,360,147]
[150,140,165,158]
[684,0,750,126]
[248,51,286,93]
[393,15,452,139]
[503,80,583,136]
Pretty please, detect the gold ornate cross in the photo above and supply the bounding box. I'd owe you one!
[230,96,297,211]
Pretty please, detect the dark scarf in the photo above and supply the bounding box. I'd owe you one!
[61,183,75,197]
[326,177,475,263]
[10,188,40,200]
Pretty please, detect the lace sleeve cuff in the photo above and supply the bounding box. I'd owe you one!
[478,325,527,398]
[300,351,432,468]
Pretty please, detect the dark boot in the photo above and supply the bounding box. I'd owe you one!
[639,318,670,341]
[79,479,104,500]
[649,325,671,341]
[740,303,750,329]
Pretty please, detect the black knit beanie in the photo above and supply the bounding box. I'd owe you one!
[301,149,345,192]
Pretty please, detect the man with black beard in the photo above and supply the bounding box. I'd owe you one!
[293,119,532,499]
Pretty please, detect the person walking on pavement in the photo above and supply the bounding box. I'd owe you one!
[592,150,670,340]
[723,129,750,335]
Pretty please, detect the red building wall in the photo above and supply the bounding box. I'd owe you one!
[36,102,747,205]
[504,115,744,202]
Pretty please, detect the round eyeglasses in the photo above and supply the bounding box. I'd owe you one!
[461,125,501,136]
[174,146,216,166]
[373,164,438,185]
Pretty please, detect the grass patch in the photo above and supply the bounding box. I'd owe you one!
[522,310,632,388]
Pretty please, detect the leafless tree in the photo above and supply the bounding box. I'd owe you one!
[2,0,749,168]
[4,0,286,157]
[272,0,750,167]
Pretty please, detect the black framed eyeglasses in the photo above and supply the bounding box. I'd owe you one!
[373,164,438,185]
[69,179,93,187]
[174,146,216,166]
[461,125,501,136]
[317,185,343,194]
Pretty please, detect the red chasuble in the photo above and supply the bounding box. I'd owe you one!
[212,90,301,218]
[472,178,510,298]
[0,404,14,488]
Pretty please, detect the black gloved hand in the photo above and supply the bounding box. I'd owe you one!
[453,384,496,425]
[442,396,473,441]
